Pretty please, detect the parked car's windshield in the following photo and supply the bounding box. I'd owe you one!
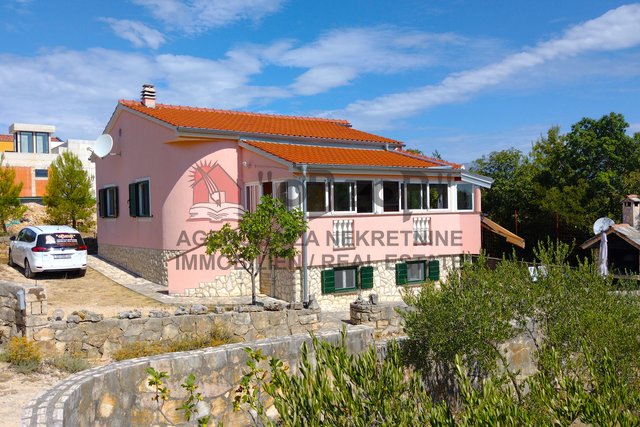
[36,233,85,249]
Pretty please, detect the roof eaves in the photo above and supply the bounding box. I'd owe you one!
[114,102,179,134]
[238,140,293,169]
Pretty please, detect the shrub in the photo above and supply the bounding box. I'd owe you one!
[401,241,640,399]
[1,336,42,374]
[52,354,91,373]
[113,326,234,361]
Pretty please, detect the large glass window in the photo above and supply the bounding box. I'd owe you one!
[383,181,400,212]
[307,182,326,212]
[429,184,449,209]
[335,267,357,290]
[356,181,373,213]
[18,132,34,153]
[406,183,428,210]
[457,184,473,210]
[35,133,49,153]
[333,182,355,212]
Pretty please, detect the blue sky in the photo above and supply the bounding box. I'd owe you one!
[1,0,640,162]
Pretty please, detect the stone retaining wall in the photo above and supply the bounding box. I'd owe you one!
[22,325,374,427]
[33,307,324,361]
[0,280,48,341]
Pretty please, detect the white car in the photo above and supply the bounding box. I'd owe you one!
[8,225,87,278]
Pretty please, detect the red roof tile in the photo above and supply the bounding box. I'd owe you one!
[243,140,459,169]
[0,134,13,142]
[119,100,400,144]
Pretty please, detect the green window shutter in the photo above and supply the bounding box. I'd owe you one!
[395,263,407,286]
[98,189,106,218]
[128,183,137,217]
[321,269,335,294]
[428,260,440,281]
[113,186,119,217]
[360,266,374,289]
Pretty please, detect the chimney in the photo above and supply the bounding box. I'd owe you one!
[141,84,156,108]
[622,194,640,229]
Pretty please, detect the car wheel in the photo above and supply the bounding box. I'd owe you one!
[8,250,14,267]
[24,259,35,279]
[76,269,86,278]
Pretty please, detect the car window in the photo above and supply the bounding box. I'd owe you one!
[25,229,37,243]
[16,229,26,241]
[36,233,85,249]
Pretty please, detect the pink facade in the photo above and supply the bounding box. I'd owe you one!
[96,94,492,303]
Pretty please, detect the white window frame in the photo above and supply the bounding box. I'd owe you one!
[382,180,402,213]
[456,183,474,211]
[331,181,356,213]
[428,182,450,211]
[306,180,329,214]
[405,182,429,211]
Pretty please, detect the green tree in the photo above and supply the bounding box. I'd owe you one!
[205,195,306,305]
[532,114,640,228]
[470,148,535,229]
[43,152,95,229]
[0,153,27,233]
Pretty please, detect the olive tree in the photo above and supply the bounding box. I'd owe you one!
[205,195,306,305]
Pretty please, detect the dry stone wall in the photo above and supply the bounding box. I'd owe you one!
[22,326,375,427]
[34,306,324,361]
[98,243,174,286]
[0,280,47,341]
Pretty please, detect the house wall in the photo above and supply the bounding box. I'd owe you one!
[97,110,484,301]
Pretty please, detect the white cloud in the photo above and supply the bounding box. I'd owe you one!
[335,4,640,129]
[132,0,285,33]
[0,47,286,139]
[261,27,465,95]
[101,18,166,49]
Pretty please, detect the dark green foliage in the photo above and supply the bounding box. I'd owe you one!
[0,153,27,233]
[402,241,640,400]
[234,333,452,426]
[230,329,640,426]
[43,151,95,230]
[471,113,640,254]
[206,195,306,305]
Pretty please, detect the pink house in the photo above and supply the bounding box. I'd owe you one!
[96,85,493,309]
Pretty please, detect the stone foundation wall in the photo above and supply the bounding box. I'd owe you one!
[181,268,253,298]
[309,255,461,311]
[99,243,177,286]
[32,307,324,361]
[22,325,375,427]
[0,280,48,341]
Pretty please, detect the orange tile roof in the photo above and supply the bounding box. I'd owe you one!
[243,140,459,169]
[119,100,400,144]
[0,134,12,142]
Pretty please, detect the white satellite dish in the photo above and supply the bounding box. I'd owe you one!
[93,134,113,158]
[593,217,614,235]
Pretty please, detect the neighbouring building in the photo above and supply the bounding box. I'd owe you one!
[0,123,96,202]
[581,195,640,277]
[95,85,495,309]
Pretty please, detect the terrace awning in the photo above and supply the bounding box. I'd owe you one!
[481,216,525,249]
